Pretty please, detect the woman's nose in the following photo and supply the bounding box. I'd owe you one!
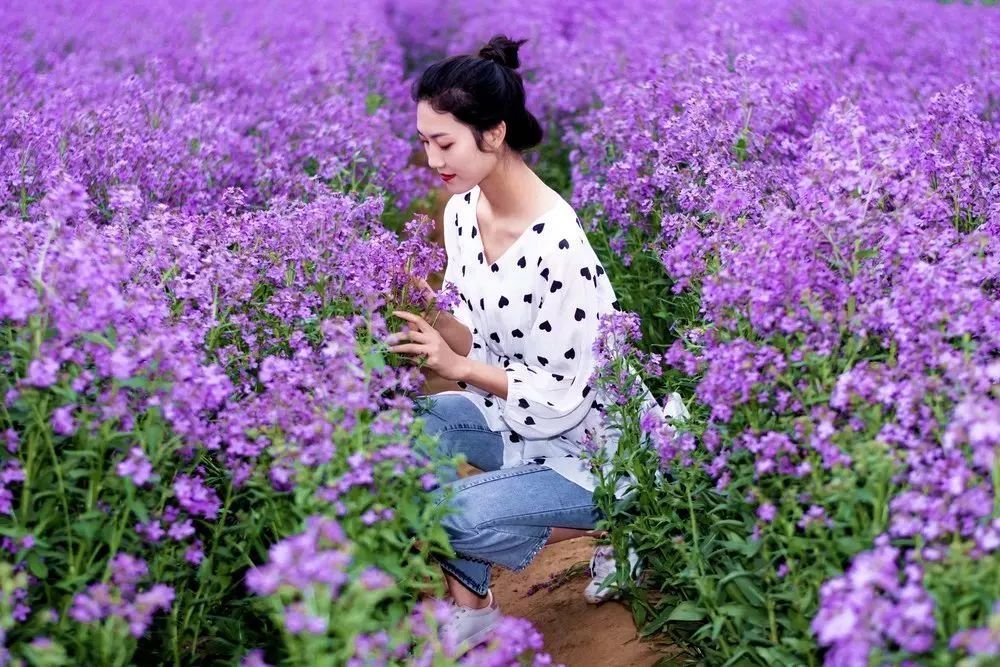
[425,146,445,170]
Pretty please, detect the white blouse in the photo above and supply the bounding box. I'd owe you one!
[435,185,675,500]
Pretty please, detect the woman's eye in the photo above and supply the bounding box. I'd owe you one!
[441,144,453,151]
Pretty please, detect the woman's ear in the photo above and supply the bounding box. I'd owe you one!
[485,120,506,152]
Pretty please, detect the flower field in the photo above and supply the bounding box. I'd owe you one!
[1,0,997,665]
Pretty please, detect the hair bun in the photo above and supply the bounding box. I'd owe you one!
[478,35,527,70]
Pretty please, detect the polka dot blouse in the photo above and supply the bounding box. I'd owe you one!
[436,185,664,499]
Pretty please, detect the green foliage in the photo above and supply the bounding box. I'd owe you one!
[0,291,465,664]
[585,226,998,666]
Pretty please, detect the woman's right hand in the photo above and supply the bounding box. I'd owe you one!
[409,276,444,323]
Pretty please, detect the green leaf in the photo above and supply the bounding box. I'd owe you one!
[142,420,164,450]
[718,603,768,625]
[365,92,386,115]
[666,601,706,622]
[129,496,149,524]
[117,375,151,390]
[27,552,49,578]
[365,350,386,371]
[71,520,100,541]
[81,332,116,349]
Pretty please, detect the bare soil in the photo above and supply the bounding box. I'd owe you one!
[491,536,671,667]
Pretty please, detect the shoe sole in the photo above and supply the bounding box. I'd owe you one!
[452,617,500,656]
[584,589,622,604]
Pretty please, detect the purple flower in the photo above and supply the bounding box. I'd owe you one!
[50,406,76,436]
[110,553,148,592]
[813,541,937,664]
[167,519,195,541]
[69,588,108,624]
[419,472,438,490]
[0,462,25,516]
[185,540,205,565]
[135,520,164,542]
[359,567,394,591]
[798,505,832,531]
[283,603,327,635]
[124,584,175,637]
[3,429,19,454]
[950,623,1000,656]
[241,649,273,667]
[25,359,60,388]
[173,474,221,520]
[117,447,154,487]
[246,516,350,600]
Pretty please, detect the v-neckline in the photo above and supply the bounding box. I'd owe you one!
[471,186,561,267]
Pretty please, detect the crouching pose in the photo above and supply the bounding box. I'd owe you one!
[388,33,675,653]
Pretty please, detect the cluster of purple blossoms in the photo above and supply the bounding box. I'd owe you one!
[400,598,557,667]
[640,409,696,469]
[116,447,154,487]
[0,461,24,516]
[245,516,351,615]
[520,0,999,662]
[69,554,175,638]
[0,0,427,216]
[949,602,1000,657]
[129,503,203,566]
[812,538,937,666]
[172,472,222,520]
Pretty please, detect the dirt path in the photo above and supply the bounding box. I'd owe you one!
[491,536,669,667]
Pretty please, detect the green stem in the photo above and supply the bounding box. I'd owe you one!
[685,481,704,579]
[187,480,235,652]
[33,398,77,576]
[170,601,181,667]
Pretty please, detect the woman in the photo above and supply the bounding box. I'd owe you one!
[387,34,670,652]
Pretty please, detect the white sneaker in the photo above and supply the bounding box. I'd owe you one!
[441,589,502,654]
[584,544,640,604]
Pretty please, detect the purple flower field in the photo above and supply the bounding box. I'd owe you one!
[1,0,998,665]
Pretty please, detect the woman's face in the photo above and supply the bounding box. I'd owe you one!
[416,100,503,194]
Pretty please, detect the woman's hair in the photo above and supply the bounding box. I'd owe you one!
[412,34,544,153]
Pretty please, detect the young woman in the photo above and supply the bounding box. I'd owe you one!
[387,34,668,652]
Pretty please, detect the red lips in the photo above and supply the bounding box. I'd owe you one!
[440,173,455,182]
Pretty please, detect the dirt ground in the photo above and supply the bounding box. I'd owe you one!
[491,536,672,667]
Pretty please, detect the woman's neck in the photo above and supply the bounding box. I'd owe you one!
[476,155,548,223]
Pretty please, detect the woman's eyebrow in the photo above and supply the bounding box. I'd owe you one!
[416,129,451,139]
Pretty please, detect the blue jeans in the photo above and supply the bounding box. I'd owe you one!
[413,393,604,597]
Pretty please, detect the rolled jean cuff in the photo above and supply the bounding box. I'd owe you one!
[513,525,553,570]
[432,523,554,596]
[434,552,492,597]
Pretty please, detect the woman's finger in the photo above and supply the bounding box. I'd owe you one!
[398,329,427,344]
[393,310,430,332]
[388,342,426,356]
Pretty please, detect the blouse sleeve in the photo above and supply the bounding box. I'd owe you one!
[501,237,613,438]
[441,196,486,359]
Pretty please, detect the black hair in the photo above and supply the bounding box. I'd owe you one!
[412,34,544,154]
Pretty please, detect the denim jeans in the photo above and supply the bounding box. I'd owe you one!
[413,392,604,597]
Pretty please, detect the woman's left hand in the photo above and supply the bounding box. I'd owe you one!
[387,310,468,381]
